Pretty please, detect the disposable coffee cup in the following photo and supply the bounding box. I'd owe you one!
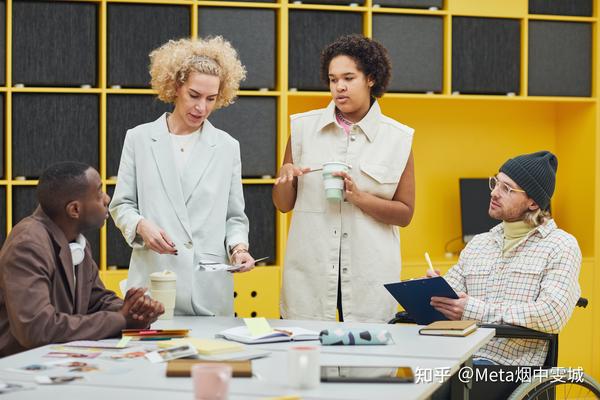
[149,270,176,320]
[322,162,352,201]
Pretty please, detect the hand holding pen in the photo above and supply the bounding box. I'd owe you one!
[424,252,441,278]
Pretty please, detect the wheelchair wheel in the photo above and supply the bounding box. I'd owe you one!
[508,368,600,400]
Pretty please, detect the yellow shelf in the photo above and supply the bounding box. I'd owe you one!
[287,91,331,97]
[288,3,367,12]
[106,0,194,5]
[371,7,447,16]
[242,178,277,184]
[528,14,597,23]
[197,1,281,9]
[11,87,102,93]
[9,180,39,186]
[288,91,598,103]
[238,90,281,96]
[105,88,157,95]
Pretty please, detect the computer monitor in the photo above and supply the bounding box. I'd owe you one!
[459,178,499,243]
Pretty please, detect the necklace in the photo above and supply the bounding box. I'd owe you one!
[170,132,197,153]
[336,109,355,126]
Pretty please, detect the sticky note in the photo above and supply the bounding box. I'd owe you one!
[244,317,273,336]
[116,336,132,348]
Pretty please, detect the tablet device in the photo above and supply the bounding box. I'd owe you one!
[384,277,459,325]
[321,366,414,383]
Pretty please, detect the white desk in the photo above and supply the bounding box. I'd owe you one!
[0,317,494,400]
[155,317,495,363]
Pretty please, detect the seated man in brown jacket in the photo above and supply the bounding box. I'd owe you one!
[0,162,164,356]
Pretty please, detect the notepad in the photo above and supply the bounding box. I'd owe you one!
[419,320,478,337]
[216,326,319,344]
[244,318,273,336]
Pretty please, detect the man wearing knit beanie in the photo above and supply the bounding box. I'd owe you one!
[498,150,557,212]
[427,151,581,367]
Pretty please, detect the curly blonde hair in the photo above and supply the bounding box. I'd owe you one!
[149,36,246,109]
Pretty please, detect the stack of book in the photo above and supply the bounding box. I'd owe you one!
[121,329,190,341]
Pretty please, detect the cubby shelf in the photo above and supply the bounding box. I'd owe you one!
[0,0,598,373]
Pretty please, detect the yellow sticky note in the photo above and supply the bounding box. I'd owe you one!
[116,336,132,348]
[244,317,273,336]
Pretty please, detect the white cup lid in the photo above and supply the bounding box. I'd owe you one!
[150,270,177,281]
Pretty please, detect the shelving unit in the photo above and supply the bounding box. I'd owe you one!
[0,0,598,381]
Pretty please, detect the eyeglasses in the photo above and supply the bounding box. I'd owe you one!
[489,176,526,196]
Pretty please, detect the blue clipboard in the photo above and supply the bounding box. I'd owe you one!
[384,277,459,325]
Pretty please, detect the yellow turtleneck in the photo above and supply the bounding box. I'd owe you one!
[503,219,536,255]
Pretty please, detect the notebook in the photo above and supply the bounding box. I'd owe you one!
[166,359,252,377]
[215,326,319,344]
[418,320,478,337]
[384,276,459,325]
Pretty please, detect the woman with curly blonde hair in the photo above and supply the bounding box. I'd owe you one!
[110,36,256,316]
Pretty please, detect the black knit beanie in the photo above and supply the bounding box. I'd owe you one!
[499,151,558,211]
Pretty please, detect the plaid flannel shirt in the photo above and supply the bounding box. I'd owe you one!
[445,219,581,366]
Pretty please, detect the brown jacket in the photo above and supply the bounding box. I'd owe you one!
[0,207,126,356]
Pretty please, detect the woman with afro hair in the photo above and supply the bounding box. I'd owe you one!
[274,34,415,323]
[110,37,256,316]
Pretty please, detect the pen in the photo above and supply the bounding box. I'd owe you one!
[424,252,435,274]
[139,337,174,341]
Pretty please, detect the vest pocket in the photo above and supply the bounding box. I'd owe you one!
[359,162,402,199]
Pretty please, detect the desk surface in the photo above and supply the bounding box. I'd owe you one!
[0,316,494,400]
[155,317,495,363]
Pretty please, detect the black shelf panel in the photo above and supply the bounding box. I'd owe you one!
[529,0,593,17]
[208,97,277,178]
[108,4,190,88]
[106,185,132,269]
[107,95,172,178]
[12,1,97,87]
[452,17,520,95]
[198,7,276,90]
[373,14,443,93]
[528,21,591,97]
[12,186,100,264]
[289,10,363,91]
[12,94,99,179]
[0,95,3,179]
[0,186,5,247]
[243,184,275,265]
[0,1,5,86]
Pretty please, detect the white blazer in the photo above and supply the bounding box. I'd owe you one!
[109,113,249,316]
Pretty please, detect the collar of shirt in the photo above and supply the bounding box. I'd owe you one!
[490,218,557,248]
[315,100,382,142]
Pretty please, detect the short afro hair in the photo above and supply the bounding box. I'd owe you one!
[320,34,392,98]
[37,162,91,219]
